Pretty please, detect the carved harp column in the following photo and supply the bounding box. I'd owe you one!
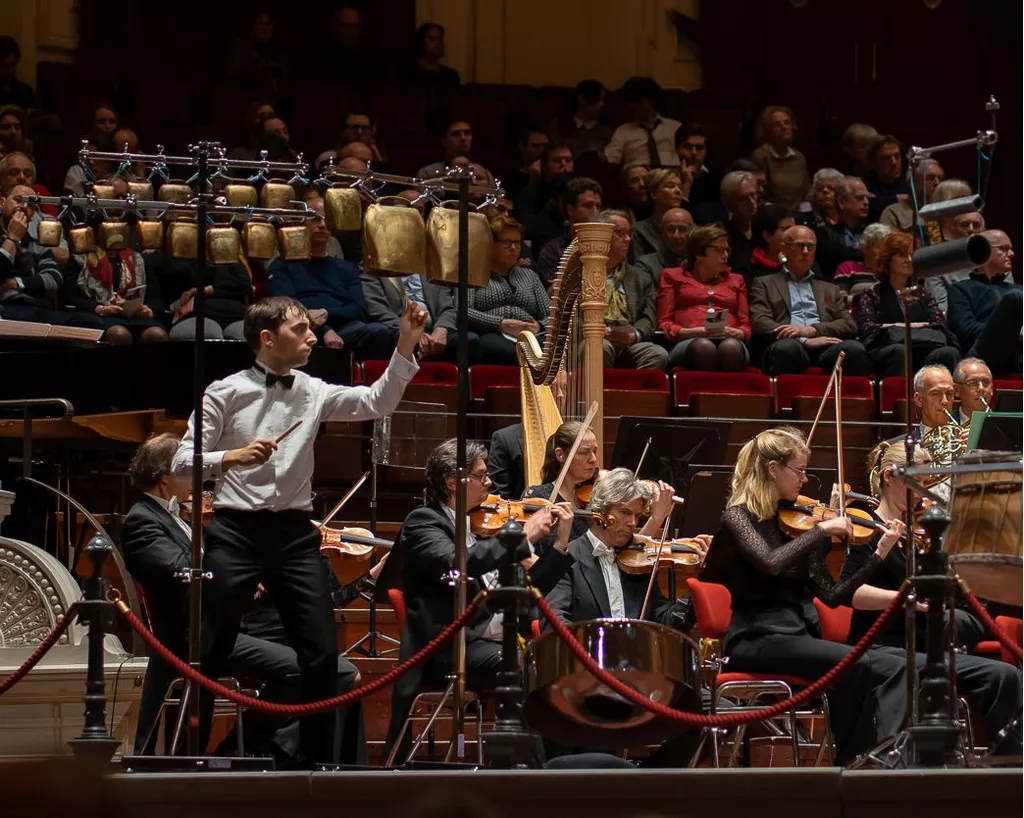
[574,221,613,464]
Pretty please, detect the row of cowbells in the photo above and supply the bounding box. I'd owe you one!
[87,181,299,211]
[37,219,312,262]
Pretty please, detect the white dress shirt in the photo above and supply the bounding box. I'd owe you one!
[442,505,506,641]
[604,116,682,168]
[172,349,418,512]
[586,529,626,618]
[145,492,194,539]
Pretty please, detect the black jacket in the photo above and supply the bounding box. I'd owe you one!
[543,533,688,630]
[487,424,525,501]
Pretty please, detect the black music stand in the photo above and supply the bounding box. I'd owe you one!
[994,391,1023,413]
[972,412,1023,452]
[611,418,729,486]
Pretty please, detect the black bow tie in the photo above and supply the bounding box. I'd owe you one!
[265,372,295,389]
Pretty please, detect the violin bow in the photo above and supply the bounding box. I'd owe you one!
[638,514,673,622]
[547,401,599,505]
[806,350,846,449]
[317,471,370,532]
[633,437,653,479]
[834,362,848,518]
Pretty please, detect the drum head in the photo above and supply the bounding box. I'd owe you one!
[524,619,700,750]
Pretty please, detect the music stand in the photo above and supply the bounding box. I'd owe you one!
[967,412,1023,452]
[611,417,729,486]
[344,400,448,658]
[994,390,1023,413]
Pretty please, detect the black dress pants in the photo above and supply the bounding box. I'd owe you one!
[726,632,908,764]
[200,509,338,763]
[762,338,872,377]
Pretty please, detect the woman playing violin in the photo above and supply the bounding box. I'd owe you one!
[699,427,908,764]
[839,441,1022,755]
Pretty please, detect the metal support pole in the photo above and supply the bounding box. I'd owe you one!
[68,535,120,766]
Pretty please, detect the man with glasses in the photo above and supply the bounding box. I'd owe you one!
[948,230,1022,376]
[953,358,995,426]
[814,176,870,280]
[384,438,574,756]
[342,110,388,166]
[749,225,871,376]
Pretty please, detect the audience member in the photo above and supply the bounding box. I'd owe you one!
[880,159,944,234]
[597,210,667,370]
[953,358,995,425]
[947,230,1022,375]
[405,23,461,87]
[467,215,550,365]
[632,168,683,259]
[535,177,602,285]
[550,80,611,159]
[0,105,30,157]
[834,222,892,301]
[417,116,487,181]
[67,243,168,345]
[158,251,253,341]
[749,105,810,208]
[0,37,35,111]
[717,170,759,278]
[814,175,869,280]
[231,99,277,158]
[840,123,879,177]
[0,183,102,329]
[865,134,910,223]
[227,10,288,90]
[675,122,719,207]
[634,206,691,292]
[86,102,119,149]
[228,111,293,164]
[514,142,574,252]
[924,180,990,313]
[657,224,750,372]
[746,204,795,287]
[749,225,870,376]
[857,232,960,378]
[266,196,392,360]
[801,168,844,228]
[341,109,388,166]
[604,77,680,168]
[506,126,550,200]
[691,158,762,226]
[621,163,651,223]
[0,151,57,216]
[309,6,373,81]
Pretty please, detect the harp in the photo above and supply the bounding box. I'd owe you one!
[516,221,613,487]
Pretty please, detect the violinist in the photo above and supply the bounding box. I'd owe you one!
[386,438,574,754]
[544,468,700,629]
[699,427,909,764]
[840,442,1022,755]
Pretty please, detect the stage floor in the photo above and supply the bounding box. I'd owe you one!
[4,762,1021,818]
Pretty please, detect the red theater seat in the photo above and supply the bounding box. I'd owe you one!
[880,377,907,416]
[671,367,771,409]
[605,369,669,391]
[469,365,519,401]
[362,360,458,386]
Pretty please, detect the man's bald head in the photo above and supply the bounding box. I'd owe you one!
[340,141,373,163]
[780,225,817,277]
[981,229,1013,276]
[660,207,693,255]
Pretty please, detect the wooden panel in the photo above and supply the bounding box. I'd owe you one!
[313,423,369,485]
[691,393,773,420]
[791,397,877,448]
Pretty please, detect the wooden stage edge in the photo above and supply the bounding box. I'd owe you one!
[5,765,1020,818]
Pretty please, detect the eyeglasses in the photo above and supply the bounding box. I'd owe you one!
[347,123,372,131]
[495,239,522,248]
[708,244,730,255]
[467,471,492,485]
[958,378,993,390]
[783,463,808,479]
[612,228,631,238]
[785,241,817,251]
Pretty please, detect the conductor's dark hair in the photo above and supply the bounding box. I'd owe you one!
[424,438,487,507]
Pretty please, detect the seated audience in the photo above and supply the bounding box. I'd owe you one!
[0,183,102,329]
[339,109,388,167]
[834,222,892,302]
[675,122,720,208]
[513,142,574,250]
[749,225,870,376]
[404,22,461,87]
[621,163,651,223]
[267,196,392,360]
[865,134,910,223]
[857,232,960,378]
[505,126,549,201]
[657,224,750,372]
[227,111,293,164]
[416,115,484,181]
[467,215,550,365]
[157,249,253,341]
[800,168,844,228]
[604,76,680,168]
[947,230,1022,376]
[880,159,944,234]
[308,5,373,82]
[62,139,111,197]
[0,104,30,158]
[634,206,692,292]
[716,170,760,279]
[0,151,57,217]
[746,204,795,288]
[814,175,870,280]
[0,37,35,111]
[550,79,611,159]
[748,105,810,208]
[226,10,288,89]
[632,168,684,259]
[362,271,479,364]
[840,123,879,177]
[924,180,993,313]
[597,209,667,370]
[535,177,602,285]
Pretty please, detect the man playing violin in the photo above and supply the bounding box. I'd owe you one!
[544,468,704,629]
[385,438,575,756]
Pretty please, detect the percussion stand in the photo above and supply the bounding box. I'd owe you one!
[483,519,545,768]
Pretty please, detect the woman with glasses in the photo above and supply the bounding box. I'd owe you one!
[657,223,751,371]
[699,427,909,764]
[467,215,551,365]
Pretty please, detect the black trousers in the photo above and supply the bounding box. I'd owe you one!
[970,288,1023,375]
[0,302,105,328]
[870,343,960,379]
[200,509,338,763]
[762,338,872,377]
[726,633,908,764]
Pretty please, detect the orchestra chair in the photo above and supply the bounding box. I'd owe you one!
[686,578,835,768]
[384,588,490,767]
[995,617,1023,666]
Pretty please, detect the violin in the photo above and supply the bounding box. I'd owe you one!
[180,492,213,529]
[777,495,886,545]
[317,525,393,560]
[573,468,609,507]
[614,534,706,575]
[469,495,605,538]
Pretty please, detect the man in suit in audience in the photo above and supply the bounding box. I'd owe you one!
[122,433,363,763]
[634,206,692,292]
[749,225,871,376]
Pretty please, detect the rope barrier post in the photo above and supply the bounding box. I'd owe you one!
[909,503,960,766]
[68,535,121,767]
[484,519,544,769]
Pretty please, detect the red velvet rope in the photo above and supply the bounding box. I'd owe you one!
[961,588,1023,662]
[0,609,76,697]
[534,587,909,728]
[116,598,483,716]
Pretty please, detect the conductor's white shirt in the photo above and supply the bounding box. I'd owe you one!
[172,349,418,512]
